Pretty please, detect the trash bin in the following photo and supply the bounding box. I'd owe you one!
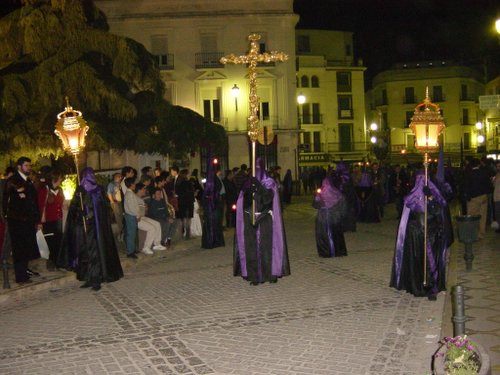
[455,215,480,243]
[455,215,480,271]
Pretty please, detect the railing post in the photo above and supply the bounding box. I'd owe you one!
[452,285,466,337]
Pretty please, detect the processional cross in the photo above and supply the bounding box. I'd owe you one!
[220,34,288,222]
[220,34,288,174]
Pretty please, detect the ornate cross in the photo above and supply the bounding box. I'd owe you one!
[220,33,288,143]
[220,33,288,223]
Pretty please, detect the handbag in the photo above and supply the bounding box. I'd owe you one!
[36,230,50,259]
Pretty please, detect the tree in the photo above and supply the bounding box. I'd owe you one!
[0,0,226,167]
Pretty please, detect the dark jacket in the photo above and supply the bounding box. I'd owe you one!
[465,167,492,199]
[4,172,40,223]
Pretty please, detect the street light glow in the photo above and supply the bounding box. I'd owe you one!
[370,122,378,131]
[477,134,485,143]
[496,18,500,34]
[370,136,377,143]
[297,93,306,104]
[475,121,483,130]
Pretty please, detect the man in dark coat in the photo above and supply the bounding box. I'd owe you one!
[201,160,225,249]
[3,157,40,284]
[234,158,290,285]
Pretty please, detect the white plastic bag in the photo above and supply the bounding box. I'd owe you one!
[36,230,50,259]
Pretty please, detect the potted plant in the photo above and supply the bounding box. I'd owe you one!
[433,335,491,375]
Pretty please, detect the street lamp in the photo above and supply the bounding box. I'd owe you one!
[54,97,89,231]
[231,84,240,111]
[409,88,445,288]
[297,93,306,104]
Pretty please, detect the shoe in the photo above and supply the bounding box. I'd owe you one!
[26,268,40,277]
[152,244,166,251]
[427,294,437,301]
[126,253,138,259]
[142,248,154,255]
[80,282,91,288]
[91,285,101,291]
[166,238,172,247]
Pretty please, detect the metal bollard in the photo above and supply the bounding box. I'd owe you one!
[452,285,465,336]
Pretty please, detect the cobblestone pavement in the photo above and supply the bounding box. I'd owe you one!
[0,196,456,374]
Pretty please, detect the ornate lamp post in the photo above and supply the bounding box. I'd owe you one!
[409,88,445,286]
[54,97,89,230]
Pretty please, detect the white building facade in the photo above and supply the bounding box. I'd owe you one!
[94,0,299,175]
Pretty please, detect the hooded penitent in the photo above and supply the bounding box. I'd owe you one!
[234,158,290,283]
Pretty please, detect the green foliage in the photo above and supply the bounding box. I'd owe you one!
[441,336,480,375]
[0,0,226,167]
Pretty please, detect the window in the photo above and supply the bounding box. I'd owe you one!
[339,124,352,152]
[433,85,443,102]
[461,84,468,100]
[405,111,413,127]
[382,112,388,130]
[297,35,310,53]
[200,33,217,52]
[313,131,321,152]
[260,102,270,120]
[463,133,471,150]
[303,132,311,148]
[337,72,351,92]
[302,103,311,124]
[151,35,169,67]
[462,108,469,125]
[203,99,220,123]
[404,87,415,104]
[312,103,321,124]
[311,76,319,88]
[301,75,309,88]
[338,95,352,118]
[381,89,387,105]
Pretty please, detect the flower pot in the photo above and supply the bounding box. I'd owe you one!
[433,340,491,375]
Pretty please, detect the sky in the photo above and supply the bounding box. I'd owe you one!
[293,0,500,86]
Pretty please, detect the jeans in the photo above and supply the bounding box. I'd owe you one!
[124,213,137,255]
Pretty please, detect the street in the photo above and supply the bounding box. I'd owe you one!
[0,196,446,375]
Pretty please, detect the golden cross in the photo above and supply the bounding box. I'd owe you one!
[220,34,288,142]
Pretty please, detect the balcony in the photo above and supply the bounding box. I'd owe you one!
[337,84,352,93]
[195,52,225,69]
[338,109,353,119]
[298,114,323,125]
[153,54,174,70]
[327,141,369,154]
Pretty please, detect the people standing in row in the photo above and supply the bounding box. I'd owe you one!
[390,171,453,300]
[282,169,293,205]
[106,172,124,243]
[313,176,348,258]
[222,169,237,228]
[176,169,195,239]
[201,160,225,249]
[58,167,123,291]
[3,157,40,284]
[234,158,290,285]
[0,167,15,263]
[464,158,492,239]
[37,169,65,271]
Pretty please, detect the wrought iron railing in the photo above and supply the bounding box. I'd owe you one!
[195,52,225,68]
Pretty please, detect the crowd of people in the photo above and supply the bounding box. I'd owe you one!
[0,154,498,294]
[311,155,499,300]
